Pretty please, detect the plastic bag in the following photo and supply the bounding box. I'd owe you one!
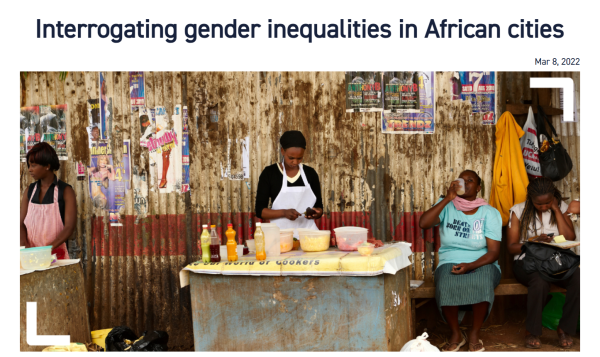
[520,106,542,178]
[400,332,440,352]
[105,326,169,352]
[542,293,580,332]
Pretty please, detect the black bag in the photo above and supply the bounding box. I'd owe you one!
[105,326,169,352]
[519,242,580,283]
[536,105,573,181]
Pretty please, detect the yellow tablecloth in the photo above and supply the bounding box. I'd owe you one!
[180,242,412,287]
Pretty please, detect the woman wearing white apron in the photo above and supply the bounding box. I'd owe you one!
[255,131,323,237]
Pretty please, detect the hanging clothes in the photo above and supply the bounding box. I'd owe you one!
[489,111,530,226]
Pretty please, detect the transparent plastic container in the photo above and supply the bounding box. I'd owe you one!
[298,230,331,252]
[20,246,52,270]
[358,242,375,256]
[280,230,294,253]
[333,227,369,251]
[456,178,465,195]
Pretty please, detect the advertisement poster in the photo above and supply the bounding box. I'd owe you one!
[345,71,383,113]
[453,71,496,125]
[129,71,145,111]
[173,105,184,192]
[151,106,180,193]
[382,71,434,134]
[138,106,156,147]
[21,106,41,161]
[181,106,190,193]
[39,104,67,160]
[87,99,101,147]
[88,140,131,226]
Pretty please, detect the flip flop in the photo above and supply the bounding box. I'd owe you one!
[469,339,485,352]
[442,332,467,352]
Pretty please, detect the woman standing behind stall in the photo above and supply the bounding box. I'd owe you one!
[255,131,323,236]
[20,142,76,259]
[506,177,578,349]
[419,170,502,352]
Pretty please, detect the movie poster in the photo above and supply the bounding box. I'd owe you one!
[129,72,145,111]
[87,99,101,147]
[100,72,112,139]
[39,104,67,160]
[181,106,190,193]
[345,71,383,113]
[150,106,180,193]
[88,140,131,226]
[21,106,41,161]
[452,71,496,125]
[382,71,434,134]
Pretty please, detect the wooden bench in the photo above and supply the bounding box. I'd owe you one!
[410,279,567,338]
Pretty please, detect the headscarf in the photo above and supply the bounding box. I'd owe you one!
[280,130,306,149]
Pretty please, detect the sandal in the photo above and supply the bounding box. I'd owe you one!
[558,332,573,349]
[442,335,466,352]
[525,334,541,349]
[468,339,485,352]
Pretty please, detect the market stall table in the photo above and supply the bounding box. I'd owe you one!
[20,260,91,351]
[180,242,413,351]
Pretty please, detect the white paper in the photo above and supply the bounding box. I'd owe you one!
[20,259,81,276]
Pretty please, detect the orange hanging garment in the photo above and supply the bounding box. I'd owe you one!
[489,111,530,226]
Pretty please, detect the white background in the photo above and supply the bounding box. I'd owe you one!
[5,0,596,354]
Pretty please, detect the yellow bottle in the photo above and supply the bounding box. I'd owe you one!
[226,224,238,262]
[200,224,211,263]
[255,222,266,261]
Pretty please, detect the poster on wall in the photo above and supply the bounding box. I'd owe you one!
[220,136,250,180]
[345,71,383,113]
[173,105,184,193]
[451,71,496,125]
[152,106,180,193]
[87,99,101,148]
[88,140,131,226]
[382,71,434,134]
[99,72,111,139]
[39,104,68,160]
[138,106,156,147]
[129,72,145,112]
[181,106,190,193]
[21,106,40,161]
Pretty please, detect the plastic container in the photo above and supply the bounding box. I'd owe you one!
[226,224,238,262]
[20,246,52,270]
[255,223,266,260]
[358,242,375,256]
[261,223,281,256]
[20,246,25,269]
[209,225,221,262]
[237,245,244,257]
[456,178,465,195]
[298,230,331,252]
[246,239,256,252]
[200,224,211,263]
[334,227,369,251]
[280,230,294,253]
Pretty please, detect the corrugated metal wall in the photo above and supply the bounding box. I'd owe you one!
[19,71,580,350]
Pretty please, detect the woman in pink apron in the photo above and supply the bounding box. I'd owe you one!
[20,143,76,260]
[255,131,323,238]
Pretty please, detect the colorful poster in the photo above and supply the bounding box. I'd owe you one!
[454,71,496,125]
[173,105,184,192]
[345,71,383,113]
[181,106,190,193]
[151,106,180,193]
[21,106,41,161]
[87,99,101,147]
[88,141,131,226]
[99,72,110,139]
[39,104,67,160]
[382,71,434,134]
[138,106,156,147]
[129,72,145,111]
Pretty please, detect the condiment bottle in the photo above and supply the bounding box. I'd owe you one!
[255,222,266,261]
[200,224,211,263]
[226,224,238,262]
[209,225,221,262]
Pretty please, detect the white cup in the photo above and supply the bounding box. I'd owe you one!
[456,178,465,195]
[246,239,256,252]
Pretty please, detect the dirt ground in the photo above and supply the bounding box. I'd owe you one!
[418,306,580,352]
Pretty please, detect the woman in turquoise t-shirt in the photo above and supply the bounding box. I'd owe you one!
[420,170,502,352]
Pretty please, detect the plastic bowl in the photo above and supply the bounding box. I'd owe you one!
[20,246,52,270]
[298,230,331,252]
[280,231,294,253]
[358,243,375,256]
[335,229,368,251]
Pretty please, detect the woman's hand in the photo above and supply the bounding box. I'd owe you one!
[534,233,554,243]
[305,207,323,220]
[551,197,561,213]
[451,263,473,275]
[283,209,301,221]
[446,180,460,201]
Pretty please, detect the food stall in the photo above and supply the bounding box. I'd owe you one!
[180,241,413,351]
[20,259,91,351]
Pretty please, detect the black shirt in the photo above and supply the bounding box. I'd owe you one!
[255,163,323,219]
[27,176,72,225]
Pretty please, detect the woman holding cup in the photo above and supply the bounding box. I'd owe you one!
[419,170,502,352]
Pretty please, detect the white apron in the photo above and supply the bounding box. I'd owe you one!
[270,163,318,238]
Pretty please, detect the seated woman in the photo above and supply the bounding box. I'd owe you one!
[507,177,578,349]
[419,170,502,352]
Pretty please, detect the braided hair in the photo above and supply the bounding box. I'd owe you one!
[518,177,563,242]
